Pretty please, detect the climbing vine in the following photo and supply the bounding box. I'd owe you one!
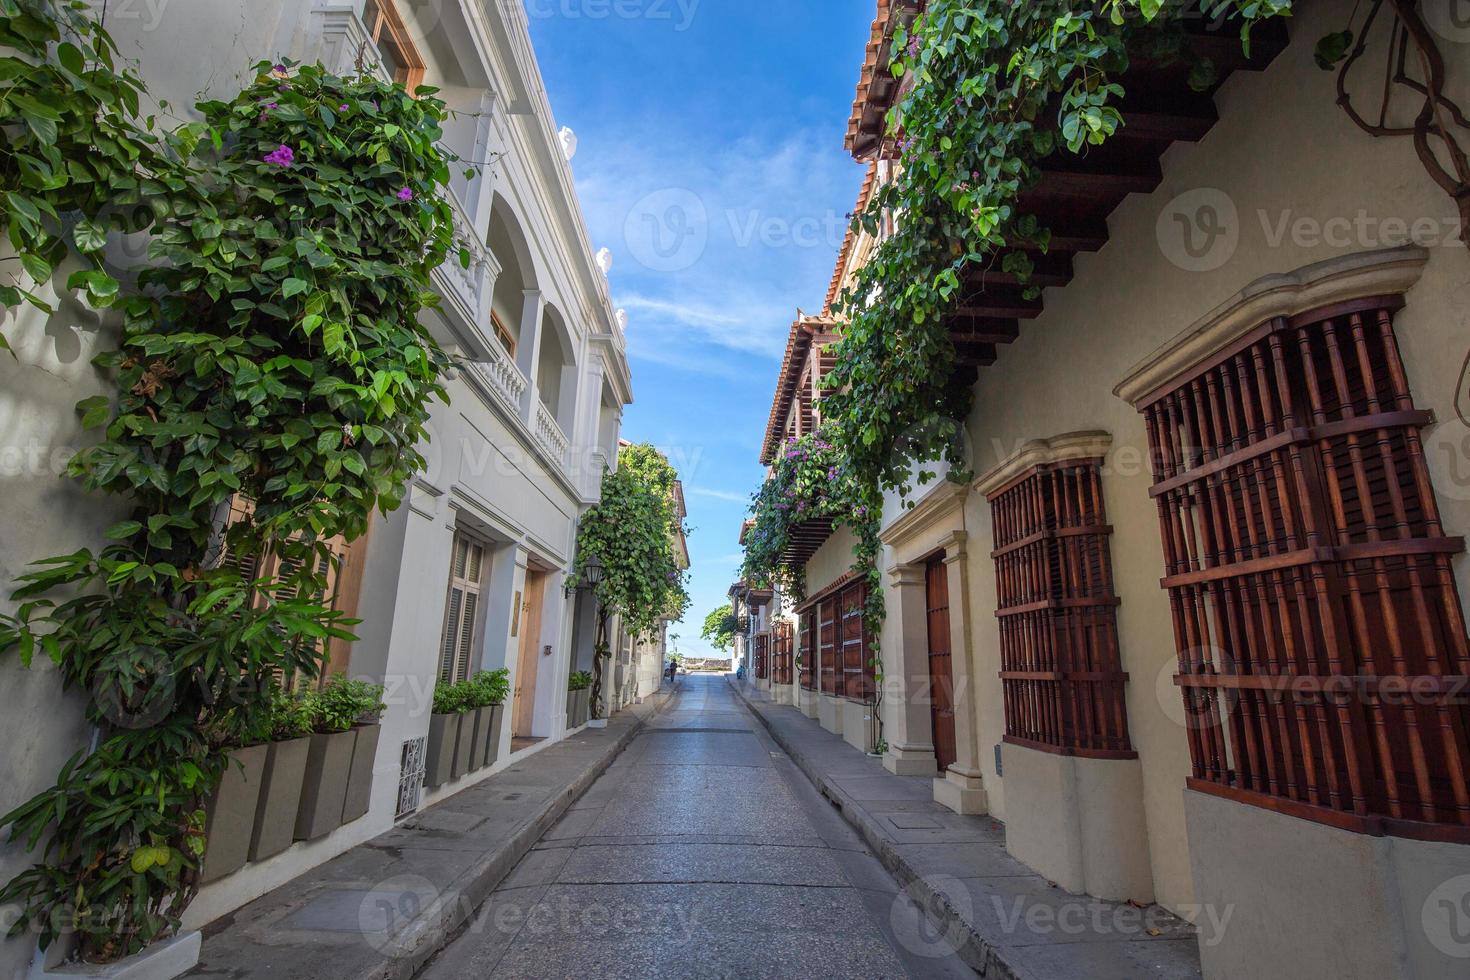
[571,443,691,715]
[0,0,170,324]
[824,0,1294,501]
[0,0,458,959]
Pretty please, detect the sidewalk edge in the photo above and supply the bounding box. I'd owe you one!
[729,679,1019,980]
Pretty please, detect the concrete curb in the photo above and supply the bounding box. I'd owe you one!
[729,679,1019,980]
[379,689,677,980]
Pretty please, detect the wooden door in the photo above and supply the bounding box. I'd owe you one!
[926,557,957,773]
[512,569,547,737]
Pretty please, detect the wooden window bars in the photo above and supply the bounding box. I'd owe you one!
[754,632,769,680]
[773,622,794,686]
[988,459,1135,758]
[803,577,874,702]
[438,533,486,684]
[1141,295,1470,841]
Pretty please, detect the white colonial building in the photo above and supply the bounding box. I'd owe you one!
[0,2,631,974]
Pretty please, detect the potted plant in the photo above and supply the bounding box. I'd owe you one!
[465,669,510,770]
[249,685,314,862]
[200,709,271,884]
[425,679,468,788]
[340,678,386,824]
[294,676,383,841]
[567,671,593,729]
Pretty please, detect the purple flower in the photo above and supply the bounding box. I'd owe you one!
[266,102,278,110]
[263,143,295,167]
[907,34,920,58]
[272,64,288,74]
[339,103,349,111]
[396,187,414,202]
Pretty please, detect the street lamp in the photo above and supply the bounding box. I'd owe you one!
[582,554,604,588]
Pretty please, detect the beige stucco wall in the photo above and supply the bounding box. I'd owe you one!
[923,0,1470,917]
[804,524,859,596]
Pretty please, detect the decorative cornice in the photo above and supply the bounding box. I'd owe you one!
[1113,245,1430,408]
[879,480,967,547]
[974,432,1114,500]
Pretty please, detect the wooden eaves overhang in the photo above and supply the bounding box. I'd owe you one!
[846,3,1290,383]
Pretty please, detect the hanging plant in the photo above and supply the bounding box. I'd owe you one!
[0,14,458,958]
[824,0,1294,501]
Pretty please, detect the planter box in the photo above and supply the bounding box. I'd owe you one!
[567,688,591,728]
[28,930,201,980]
[294,729,357,842]
[200,744,268,884]
[249,736,310,862]
[467,707,489,772]
[482,704,504,766]
[451,709,476,781]
[566,689,578,727]
[341,723,381,824]
[425,712,460,789]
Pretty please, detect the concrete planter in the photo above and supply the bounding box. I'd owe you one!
[566,688,591,728]
[340,723,381,824]
[249,735,310,862]
[425,712,460,788]
[451,709,476,780]
[200,744,268,884]
[294,729,357,841]
[467,707,489,771]
[481,704,504,766]
[28,930,201,980]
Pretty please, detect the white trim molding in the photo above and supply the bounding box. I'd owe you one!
[1112,245,1430,409]
[973,431,1115,500]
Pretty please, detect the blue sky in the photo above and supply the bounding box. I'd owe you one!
[528,2,871,658]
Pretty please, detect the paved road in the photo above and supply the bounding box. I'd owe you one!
[419,675,974,979]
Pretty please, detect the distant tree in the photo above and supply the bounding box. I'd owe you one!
[701,606,739,652]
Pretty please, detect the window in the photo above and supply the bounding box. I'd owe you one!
[987,458,1134,758]
[754,632,769,680]
[773,622,794,685]
[818,597,838,695]
[363,0,424,90]
[1141,296,1470,839]
[218,495,349,687]
[806,578,874,702]
[490,310,516,358]
[800,613,816,690]
[438,533,486,684]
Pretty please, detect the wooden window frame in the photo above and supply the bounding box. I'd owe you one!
[363,0,425,91]
[799,612,816,690]
[987,458,1135,760]
[800,574,875,703]
[489,310,516,358]
[438,532,486,684]
[754,632,769,680]
[1140,294,1470,842]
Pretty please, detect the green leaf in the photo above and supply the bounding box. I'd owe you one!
[73,218,108,253]
[77,395,112,428]
[282,278,309,298]
[19,252,52,285]
[105,521,143,540]
[1314,30,1353,71]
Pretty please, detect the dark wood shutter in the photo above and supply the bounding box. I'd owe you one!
[819,597,839,695]
[799,613,816,690]
[989,459,1134,758]
[926,557,958,772]
[1141,296,1470,840]
[754,632,769,680]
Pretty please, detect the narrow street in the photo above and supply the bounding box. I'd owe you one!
[419,675,973,979]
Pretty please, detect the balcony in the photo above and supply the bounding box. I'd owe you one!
[432,188,494,329]
[534,402,571,469]
[466,339,527,417]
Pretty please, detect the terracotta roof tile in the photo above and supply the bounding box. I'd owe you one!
[824,161,878,314]
[760,313,836,466]
[845,0,923,160]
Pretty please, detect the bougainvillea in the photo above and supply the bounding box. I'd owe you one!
[0,8,459,956]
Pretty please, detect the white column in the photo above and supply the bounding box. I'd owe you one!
[935,530,989,814]
[882,564,940,777]
[516,288,545,422]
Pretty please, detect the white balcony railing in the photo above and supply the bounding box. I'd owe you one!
[534,401,570,468]
[468,341,527,417]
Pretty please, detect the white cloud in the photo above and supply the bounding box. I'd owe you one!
[687,487,751,503]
